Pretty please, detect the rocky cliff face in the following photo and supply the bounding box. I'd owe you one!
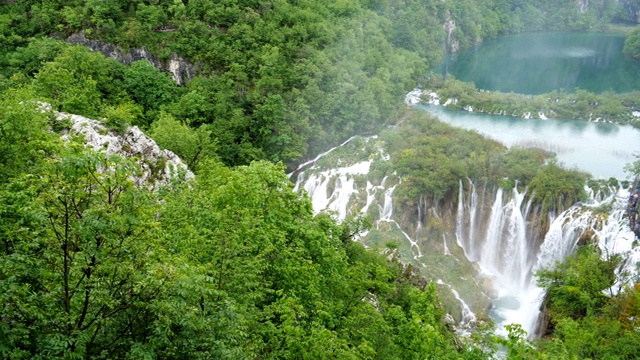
[66,32,198,85]
[616,0,640,23]
[53,107,194,188]
[576,0,590,13]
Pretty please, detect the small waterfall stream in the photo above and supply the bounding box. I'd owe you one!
[438,279,478,329]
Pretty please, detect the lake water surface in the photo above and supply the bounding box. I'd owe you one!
[417,104,640,179]
[422,33,640,179]
[438,32,640,94]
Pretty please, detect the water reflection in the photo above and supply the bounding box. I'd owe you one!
[593,122,618,135]
[437,33,640,94]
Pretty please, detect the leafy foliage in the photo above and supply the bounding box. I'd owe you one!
[624,26,640,59]
[0,148,168,358]
[149,112,217,170]
[0,87,57,183]
[385,110,570,206]
[0,0,624,166]
[528,161,589,214]
[535,246,640,359]
[122,60,181,126]
[423,76,640,127]
[537,246,620,320]
[0,0,634,358]
[0,94,479,358]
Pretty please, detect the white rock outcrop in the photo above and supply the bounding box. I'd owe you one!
[57,110,194,188]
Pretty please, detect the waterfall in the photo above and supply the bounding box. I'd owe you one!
[380,185,396,221]
[481,188,506,272]
[299,161,371,221]
[456,183,539,336]
[291,137,640,337]
[456,180,466,254]
[469,180,479,258]
[457,180,640,337]
[455,181,551,336]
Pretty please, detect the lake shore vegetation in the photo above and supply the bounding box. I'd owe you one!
[420,75,640,127]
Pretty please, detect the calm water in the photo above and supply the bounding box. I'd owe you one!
[438,32,640,94]
[418,104,640,179]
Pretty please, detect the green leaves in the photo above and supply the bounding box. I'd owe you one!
[149,112,217,170]
[623,26,640,60]
[387,111,507,201]
[495,324,541,360]
[528,161,589,214]
[32,45,125,118]
[537,246,619,320]
[122,59,181,125]
[531,246,640,359]
[425,76,640,126]
[0,87,57,184]
[0,149,169,358]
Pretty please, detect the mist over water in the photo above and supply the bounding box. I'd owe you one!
[418,104,640,179]
[437,32,640,94]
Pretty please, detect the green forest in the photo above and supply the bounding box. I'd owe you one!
[2,0,640,358]
[624,26,640,59]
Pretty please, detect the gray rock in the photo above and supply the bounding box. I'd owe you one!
[66,32,198,85]
[56,109,194,188]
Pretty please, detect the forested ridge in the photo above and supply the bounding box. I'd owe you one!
[1,0,640,358]
[0,0,626,167]
[0,89,473,358]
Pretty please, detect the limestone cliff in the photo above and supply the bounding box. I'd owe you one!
[54,108,194,188]
[619,0,640,23]
[66,32,198,85]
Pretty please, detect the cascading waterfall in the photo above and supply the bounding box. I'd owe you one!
[456,179,640,337]
[456,181,538,336]
[291,137,426,260]
[291,135,640,337]
[302,167,365,221]
[380,184,396,221]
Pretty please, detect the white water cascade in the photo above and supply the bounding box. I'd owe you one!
[456,179,640,337]
[291,135,640,337]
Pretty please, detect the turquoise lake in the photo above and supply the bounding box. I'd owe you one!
[417,103,640,179]
[419,32,640,179]
[437,32,640,94]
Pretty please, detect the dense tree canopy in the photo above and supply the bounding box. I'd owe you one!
[534,246,640,360]
[624,26,640,59]
[0,0,626,167]
[0,0,637,358]
[0,96,489,358]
